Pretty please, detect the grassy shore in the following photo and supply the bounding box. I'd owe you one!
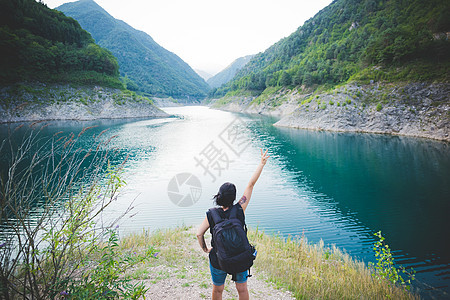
[116,226,418,299]
[248,229,418,299]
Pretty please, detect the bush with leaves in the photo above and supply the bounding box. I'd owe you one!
[0,124,150,299]
[62,229,156,299]
[369,231,416,290]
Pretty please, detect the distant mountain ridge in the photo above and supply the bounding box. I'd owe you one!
[207,55,254,88]
[195,69,213,81]
[57,0,210,99]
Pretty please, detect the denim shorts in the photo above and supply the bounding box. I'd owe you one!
[209,263,248,286]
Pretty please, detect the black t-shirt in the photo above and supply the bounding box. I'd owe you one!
[206,203,245,270]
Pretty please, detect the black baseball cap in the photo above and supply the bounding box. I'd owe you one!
[219,182,236,202]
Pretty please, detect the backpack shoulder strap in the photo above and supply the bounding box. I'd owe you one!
[229,205,246,227]
[228,205,238,218]
[208,208,223,225]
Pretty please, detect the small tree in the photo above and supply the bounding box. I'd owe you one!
[369,231,415,291]
[278,71,292,87]
[0,123,148,299]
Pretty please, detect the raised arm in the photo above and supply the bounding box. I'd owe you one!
[238,149,270,212]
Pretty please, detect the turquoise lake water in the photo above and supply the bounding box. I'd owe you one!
[1,106,449,298]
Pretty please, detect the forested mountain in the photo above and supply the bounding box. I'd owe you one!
[207,54,255,88]
[57,0,210,99]
[0,0,122,88]
[212,0,449,98]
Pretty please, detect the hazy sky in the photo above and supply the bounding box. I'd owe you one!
[43,0,333,75]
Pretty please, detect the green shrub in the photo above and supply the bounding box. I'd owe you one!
[376,103,383,111]
[369,231,415,290]
[65,230,156,299]
[0,126,151,299]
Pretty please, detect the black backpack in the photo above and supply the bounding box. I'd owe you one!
[209,205,256,281]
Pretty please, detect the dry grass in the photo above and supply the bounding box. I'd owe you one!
[116,226,419,299]
[118,225,211,283]
[248,228,419,299]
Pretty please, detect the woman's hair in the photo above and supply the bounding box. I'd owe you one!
[213,182,236,208]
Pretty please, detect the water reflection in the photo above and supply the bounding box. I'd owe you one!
[247,119,450,297]
[1,106,449,298]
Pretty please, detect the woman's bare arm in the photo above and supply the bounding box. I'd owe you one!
[239,149,270,212]
[196,217,211,253]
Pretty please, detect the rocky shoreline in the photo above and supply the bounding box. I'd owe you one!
[209,82,450,142]
[0,84,168,123]
[2,82,449,142]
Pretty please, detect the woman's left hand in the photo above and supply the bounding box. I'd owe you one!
[260,148,270,165]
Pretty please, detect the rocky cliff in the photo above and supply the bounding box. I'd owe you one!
[209,82,450,142]
[0,84,168,123]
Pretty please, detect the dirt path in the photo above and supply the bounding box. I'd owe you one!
[139,227,295,299]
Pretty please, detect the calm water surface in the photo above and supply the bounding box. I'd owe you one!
[1,106,449,298]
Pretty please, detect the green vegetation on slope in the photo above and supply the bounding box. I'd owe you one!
[58,0,210,99]
[212,0,450,98]
[0,0,123,88]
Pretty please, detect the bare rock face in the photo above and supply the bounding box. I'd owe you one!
[274,83,450,141]
[210,82,450,142]
[0,84,168,123]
